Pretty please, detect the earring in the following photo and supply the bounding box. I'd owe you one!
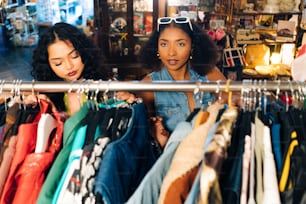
[190,55,193,60]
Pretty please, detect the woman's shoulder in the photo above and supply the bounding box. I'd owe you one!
[142,74,152,82]
[205,67,226,81]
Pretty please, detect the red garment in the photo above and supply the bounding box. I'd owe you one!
[0,100,63,204]
[0,122,38,204]
[12,111,63,204]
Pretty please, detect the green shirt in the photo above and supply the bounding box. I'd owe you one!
[37,103,89,204]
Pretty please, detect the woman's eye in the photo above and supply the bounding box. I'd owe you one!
[160,42,167,47]
[178,42,185,47]
[52,61,62,66]
[71,51,80,59]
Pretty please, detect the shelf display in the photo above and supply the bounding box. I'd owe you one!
[59,0,83,25]
[36,0,60,24]
[228,0,304,79]
[101,0,155,60]
[167,0,198,20]
[3,2,39,46]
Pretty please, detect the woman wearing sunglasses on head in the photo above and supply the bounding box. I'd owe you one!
[137,16,227,149]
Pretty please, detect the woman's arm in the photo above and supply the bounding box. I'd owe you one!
[137,75,155,117]
[136,75,169,148]
[206,66,226,81]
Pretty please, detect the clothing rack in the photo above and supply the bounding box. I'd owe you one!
[0,79,304,93]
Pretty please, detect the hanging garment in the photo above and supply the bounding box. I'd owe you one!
[0,102,40,165]
[79,136,110,204]
[0,100,50,204]
[53,105,131,204]
[0,101,8,146]
[94,102,158,204]
[0,101,7,127]
[219,110,252,204]
[0,102,40,195]
[37,103,90,204]
[52,125,88,204]
[184,121,221,204]
[0,103,22,163]
[248,122,256,204]
[255,110,265,204]
[278,110,297,161]
[0,124,5,149]
[10,103,64,204]
[262,125,281,204]
[79,107,132,203]
[198,106,238,204]
[162,118,221,204]
[279,131,299,201]
[158,103,224,204]
[57,109,105,204]
[240,135,252,204]
[265,101,284,178]
[281,140,306,203]
[0,136,17,195]
[126,120,194,204]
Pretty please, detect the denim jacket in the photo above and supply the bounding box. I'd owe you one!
[149,67,215,132]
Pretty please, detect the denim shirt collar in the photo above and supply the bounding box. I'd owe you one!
[160,65,203,82]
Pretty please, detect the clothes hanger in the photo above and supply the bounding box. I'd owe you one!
[193,80,210,128]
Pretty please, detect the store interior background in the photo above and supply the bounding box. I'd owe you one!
[0,0,305,81]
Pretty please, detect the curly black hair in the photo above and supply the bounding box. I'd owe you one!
[140,20,219,75]
[31,22,110,111]
[31,22,110,81]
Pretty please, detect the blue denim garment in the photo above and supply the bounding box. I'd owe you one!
[94,102,157,204]
[265,101,283,178]
[150,67,215,132]
[126,120,193,204]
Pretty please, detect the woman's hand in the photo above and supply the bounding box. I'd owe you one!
[115,92,136,103]
[150,116,169,149]
[24,94,59,114]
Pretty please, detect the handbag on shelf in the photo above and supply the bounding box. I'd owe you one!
[222,34,246,68]
[220,34,245,80]
[222,47,246,67]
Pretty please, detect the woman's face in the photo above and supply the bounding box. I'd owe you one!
[158,26,192,72]
[48,40,84,82]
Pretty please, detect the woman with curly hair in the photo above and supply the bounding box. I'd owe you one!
[31,22,110,115]
[138,16,226,148]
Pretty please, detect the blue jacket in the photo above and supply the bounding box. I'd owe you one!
[94,102,157,204]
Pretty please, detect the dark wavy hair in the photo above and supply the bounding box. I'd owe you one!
[31,22,110,81]
[31,22,110,111]
[140,19,219,75]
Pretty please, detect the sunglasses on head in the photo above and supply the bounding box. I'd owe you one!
[157,17,193,32]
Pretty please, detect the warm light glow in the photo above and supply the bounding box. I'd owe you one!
[264,50,271,65]
[280,43,295,66]
[270,52,281,64]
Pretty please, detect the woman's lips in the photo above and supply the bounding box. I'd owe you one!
[168,59,178,65]
[67,71,77,77]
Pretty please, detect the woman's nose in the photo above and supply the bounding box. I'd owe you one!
[65,59,74,70]
[168,45,176,56]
